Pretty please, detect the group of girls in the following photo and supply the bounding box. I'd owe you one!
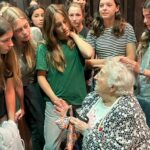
[0,0,150,150]
[0,2,45,150]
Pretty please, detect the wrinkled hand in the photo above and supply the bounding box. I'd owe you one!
[54,99,70,117]
[15,108,25,121]
[69,117,89,134]
[120,57,140,73]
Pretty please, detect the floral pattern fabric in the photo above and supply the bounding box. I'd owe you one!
[79,91,150,150]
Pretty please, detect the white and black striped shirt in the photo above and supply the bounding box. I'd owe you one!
[86,23,137,59]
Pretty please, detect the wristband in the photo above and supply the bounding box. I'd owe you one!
[139,67,145,75]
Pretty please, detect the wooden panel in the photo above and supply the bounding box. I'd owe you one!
[134,0,145,41]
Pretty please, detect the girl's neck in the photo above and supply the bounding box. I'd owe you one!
[15,41,26,56]
[16,40,25,48]
[77,24,83,33]
[104,19,114,29]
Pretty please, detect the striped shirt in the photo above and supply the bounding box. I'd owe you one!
[86,23,136,59]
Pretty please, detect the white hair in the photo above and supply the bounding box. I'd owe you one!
[104,60,135,96]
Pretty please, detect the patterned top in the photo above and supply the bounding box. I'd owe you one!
[79,91,150,150]
[86,23,136,59]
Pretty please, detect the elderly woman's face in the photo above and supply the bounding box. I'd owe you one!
[94,67,110,95]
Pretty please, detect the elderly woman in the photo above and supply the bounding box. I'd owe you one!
[70,60,150,149]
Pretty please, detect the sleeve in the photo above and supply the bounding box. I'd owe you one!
[36,44,49,71]
[86,30,96,50]
[31,27,43,42]
[82,111,136,149]
[125,23,137,43]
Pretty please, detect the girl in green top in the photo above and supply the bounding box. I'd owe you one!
[36,4,94,150]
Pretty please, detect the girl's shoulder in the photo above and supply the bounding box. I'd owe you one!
[37,41,47,50]
[36,41,49,56]
[124,22,134,31]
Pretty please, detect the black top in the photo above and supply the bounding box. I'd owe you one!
[0,70,13,118]
[79,26,89,39]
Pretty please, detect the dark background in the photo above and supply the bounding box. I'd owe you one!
[2,0,145,41]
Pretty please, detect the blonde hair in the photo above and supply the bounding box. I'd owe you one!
[2,7,36,71]
[68,2,85,16]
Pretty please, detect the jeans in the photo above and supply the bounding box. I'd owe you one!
[24,83,45,150]
[44,102,66,150]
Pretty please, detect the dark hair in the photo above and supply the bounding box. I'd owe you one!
[43,4,76,72]
[0,17,12,36]
[67,2,84,16]
[143,0,150,9]
[0,17,20,89]
[136,0,150,57]
[26,4,45,26]
[65,0,93,28]
[91,0,125,37]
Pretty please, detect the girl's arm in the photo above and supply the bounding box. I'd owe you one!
[5,78,16,121]
[120,56,150,77]
[69,32,94,59]
[86,56,123,69]
[37,71,59,103]
[37,71,69,116]
[126,43,136,60]
[86,58,106,69]
[15,82,25,120]
[85,43,136,69]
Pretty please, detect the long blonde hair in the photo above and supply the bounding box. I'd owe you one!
[2,7,36,71]
[43,4,76,72]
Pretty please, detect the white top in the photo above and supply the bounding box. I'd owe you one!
[87,98,111,128]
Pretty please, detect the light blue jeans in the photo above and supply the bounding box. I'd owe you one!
[44,102,66,150]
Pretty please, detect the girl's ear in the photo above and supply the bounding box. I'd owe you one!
[115,5,119,13]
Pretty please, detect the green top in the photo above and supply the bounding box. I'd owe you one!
[36,41,87,105]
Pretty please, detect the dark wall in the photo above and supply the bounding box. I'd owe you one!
[8,0,145,41]
[91,0,145,41]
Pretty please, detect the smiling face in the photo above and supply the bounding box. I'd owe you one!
[99,0,119,21]
[54,12,70,40]
[13,18,31,43]
[0,30,13,54]
[31,8,44,29]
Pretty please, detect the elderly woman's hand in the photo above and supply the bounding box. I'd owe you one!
[69,117,89,134]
